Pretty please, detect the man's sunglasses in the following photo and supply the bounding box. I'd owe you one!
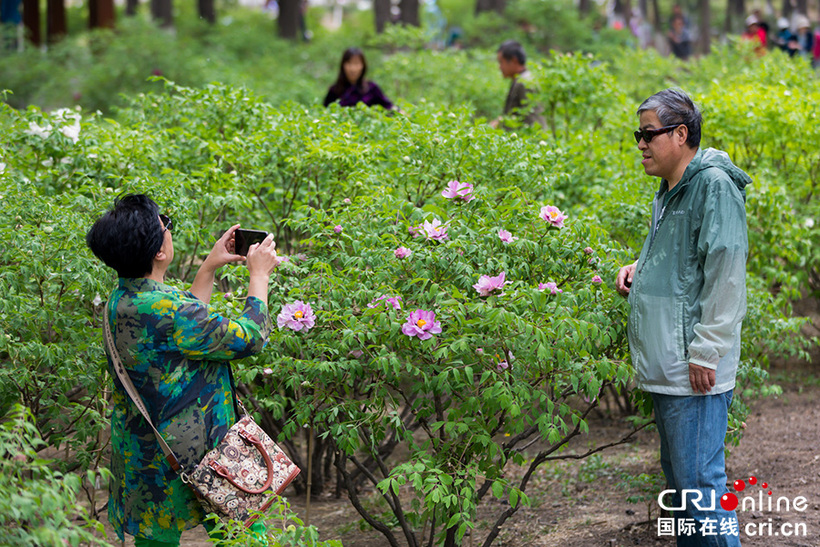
[159,214,173,233]
[634,124,680,144]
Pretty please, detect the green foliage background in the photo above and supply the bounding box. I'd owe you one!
[0,4,818,545]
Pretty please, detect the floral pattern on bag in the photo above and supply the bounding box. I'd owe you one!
[188,415,300,526]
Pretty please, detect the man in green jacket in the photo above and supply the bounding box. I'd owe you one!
[616,88,749,547]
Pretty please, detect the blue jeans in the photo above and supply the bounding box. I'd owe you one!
[651,391,741,547]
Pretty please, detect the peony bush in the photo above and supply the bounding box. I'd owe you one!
[0,48,817,545]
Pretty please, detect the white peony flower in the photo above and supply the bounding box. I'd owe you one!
[92,294,102,306]
[60,121,81,144]
[25,122,52,139]
[806,218,815,229]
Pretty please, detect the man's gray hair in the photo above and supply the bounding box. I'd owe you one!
[637,88,702,148]
[497,40,526,65]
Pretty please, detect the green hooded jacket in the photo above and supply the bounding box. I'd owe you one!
[627,148,751,396]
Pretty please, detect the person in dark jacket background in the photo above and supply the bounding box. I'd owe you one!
[490,40,546,130]
[323,47,394,110]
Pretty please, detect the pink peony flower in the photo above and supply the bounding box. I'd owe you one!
[343,198,351,204]
[583,247,594,255]
[592,275,603,284]
[494,351,513,372]
[473,271,508,296]
[538,282,562,295]
[422,218,449,241]
[394,246,412,259]
[263,367,274,375]
[368,294,402,310]
[277,301,316,331]
[498,229,518,244]
[401,309,442,340]
[441,180,475,203]
[334,225,343,234]
[408,224,422,238]
[476,347,484,354]
[539,205,568,228]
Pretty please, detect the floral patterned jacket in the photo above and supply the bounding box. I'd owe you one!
[105,278,269,541]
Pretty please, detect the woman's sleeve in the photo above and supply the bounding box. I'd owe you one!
[171,295,270,360]
[323,88,338,107]
[370,83,394,110]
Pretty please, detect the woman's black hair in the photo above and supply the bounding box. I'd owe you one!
[86,194,165,278]
[330,47,369,95]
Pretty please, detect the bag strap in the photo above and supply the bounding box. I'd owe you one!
[103,305,183,473]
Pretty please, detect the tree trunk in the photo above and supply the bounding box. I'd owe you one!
[399,0,419,26]
[475,0,505,14]
[89,0,116,29]
[698,0,710,54]
[729,0,745,34]
[125,0,138,16]
[278,0,300,39]
[46,0,66,43]
[150,0,172,28]
[197,0,214,23]
[374,0,390,33]
[781,0,792,20]
[579,0,592,16]
[22,0,41,46]
[795,0,807,14]
[650,0,660,28]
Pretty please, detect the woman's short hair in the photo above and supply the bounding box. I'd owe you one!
[86,194,164,278]
[637,88,702,148]
[332,47,368,94]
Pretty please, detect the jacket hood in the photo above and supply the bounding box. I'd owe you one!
[685,147,752,197]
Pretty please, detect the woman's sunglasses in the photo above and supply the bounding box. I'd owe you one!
[159,214,173,233]
[634,124,680,144]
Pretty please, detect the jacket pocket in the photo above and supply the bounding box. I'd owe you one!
[675,299,688,362]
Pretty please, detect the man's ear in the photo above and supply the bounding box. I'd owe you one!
[675,125,689,145]
[154,249,168,262]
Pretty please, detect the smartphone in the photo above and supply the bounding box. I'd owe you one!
[235,229,269,257]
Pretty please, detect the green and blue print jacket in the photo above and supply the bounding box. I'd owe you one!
[105,278,269,541]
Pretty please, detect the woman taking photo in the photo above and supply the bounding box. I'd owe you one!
[323,47,394,109]
[86,194,282,546]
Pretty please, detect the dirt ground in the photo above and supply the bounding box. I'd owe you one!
[100,307,820,547]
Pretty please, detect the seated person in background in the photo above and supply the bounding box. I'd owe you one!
[742,14,768,55]
[490,40,546,130]
[323,47,394,109]
[668,13,692,60]
[774,17,798,56]
[793,14,815,58]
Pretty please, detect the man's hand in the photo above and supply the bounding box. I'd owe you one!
[616,262,637,296]
[689,363,716,394]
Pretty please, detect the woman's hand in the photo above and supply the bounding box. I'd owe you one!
[203,224,245,271]
[246,234,283,278]
[246,234,283,306]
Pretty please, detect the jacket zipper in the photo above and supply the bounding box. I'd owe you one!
[638,207,667,275]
